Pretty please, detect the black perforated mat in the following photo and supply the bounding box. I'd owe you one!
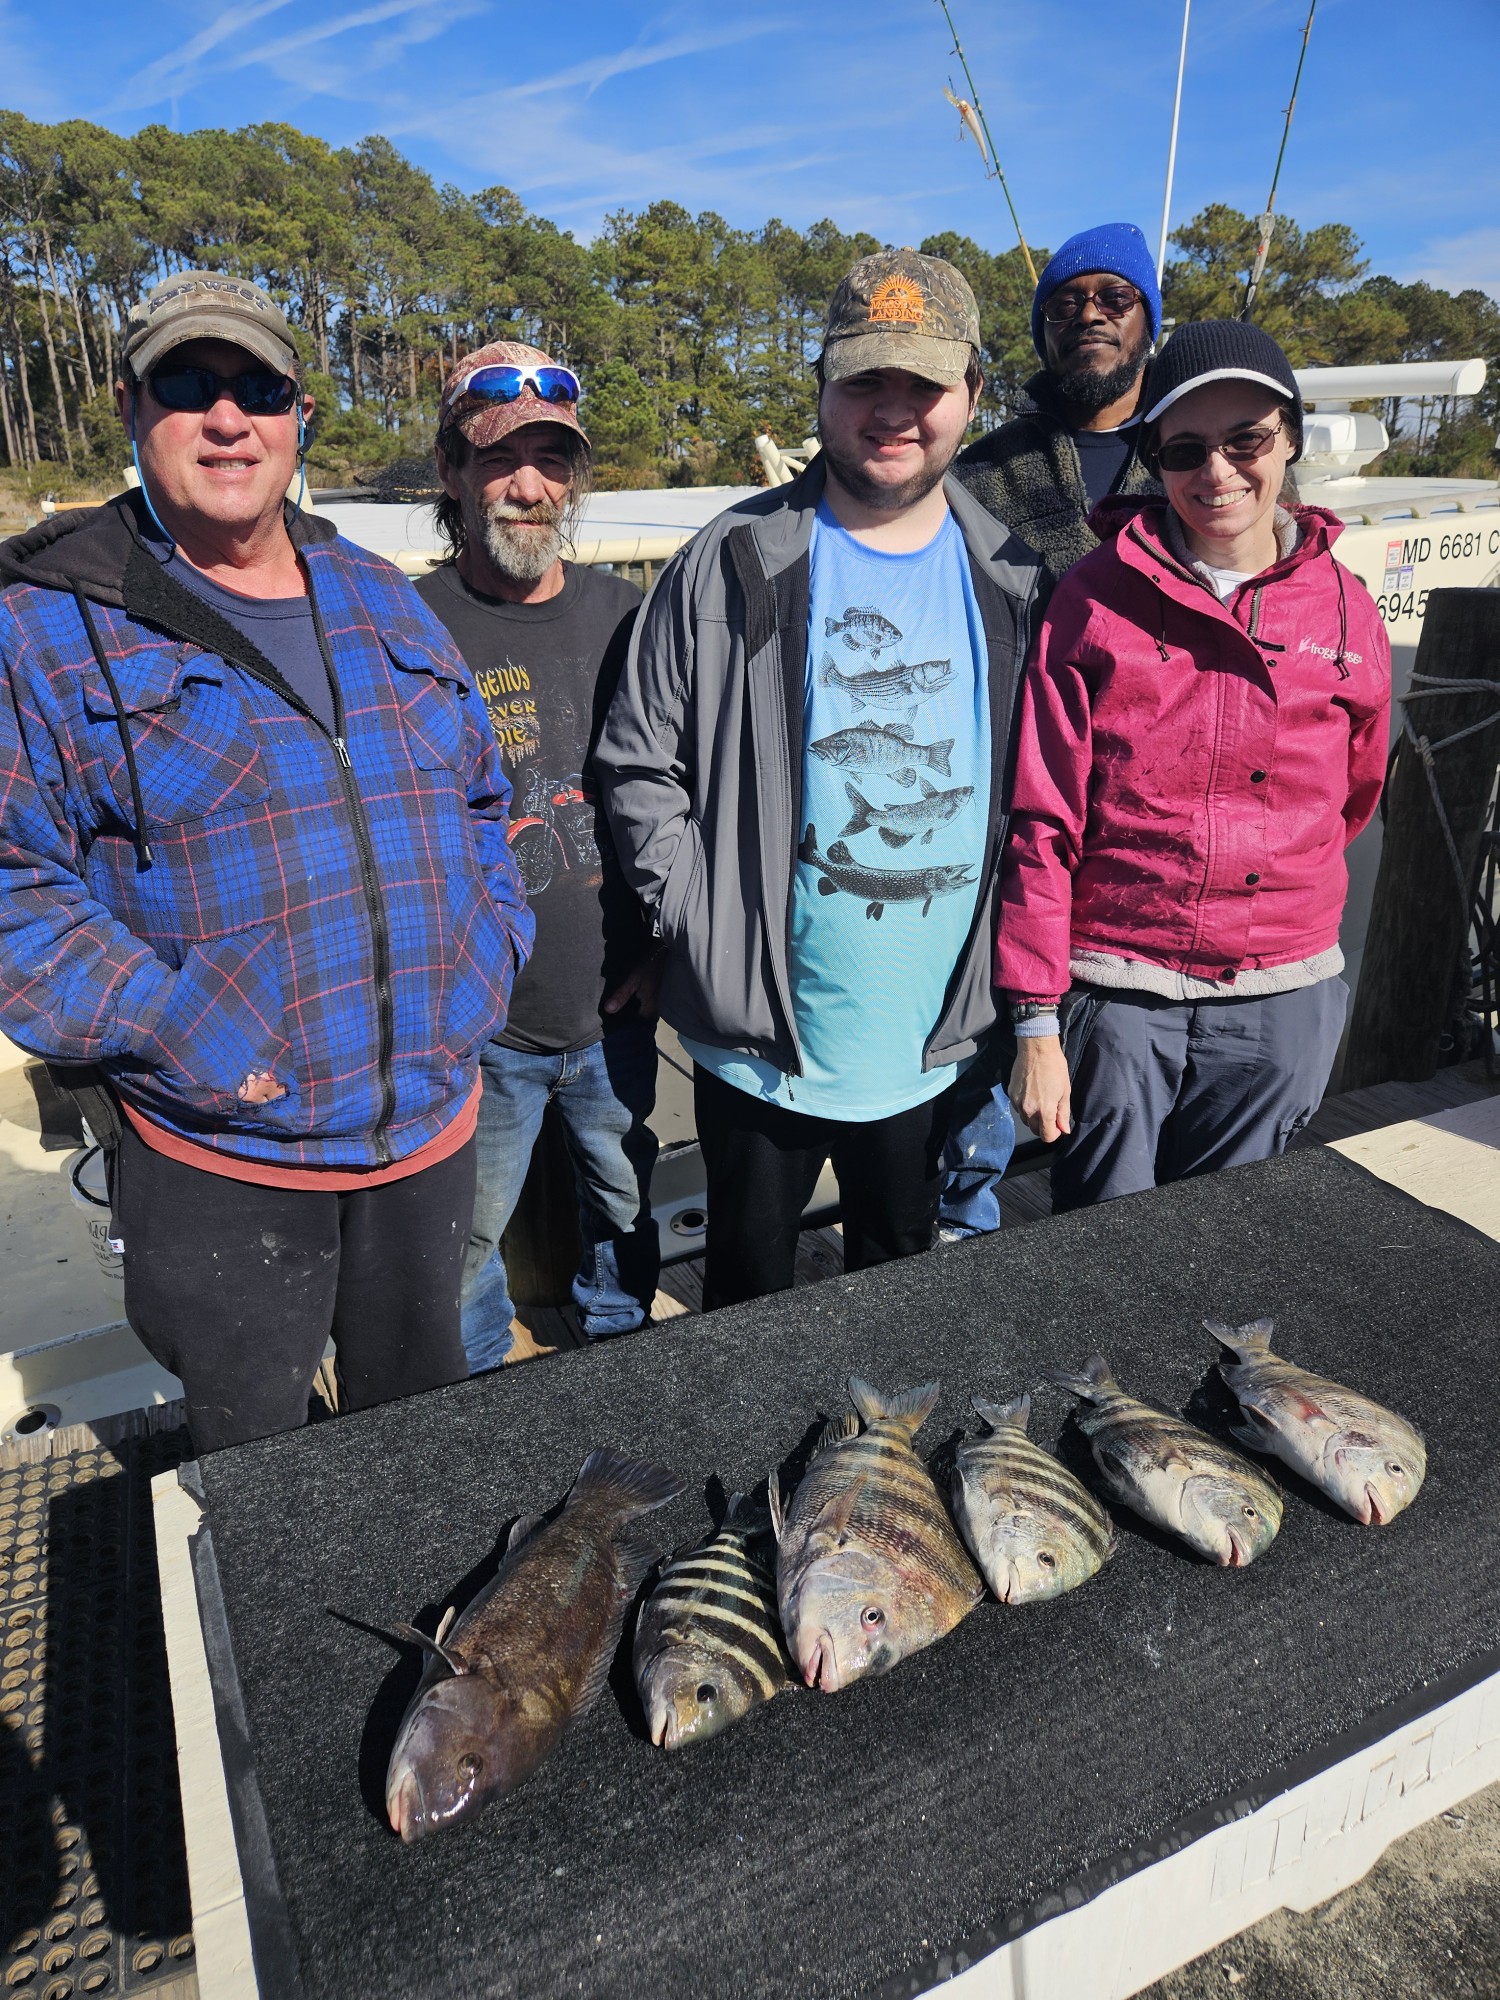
[192,1148,1500,1999]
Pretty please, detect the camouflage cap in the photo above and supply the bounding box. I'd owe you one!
[123,270,298,378]
[438,340,589,451]
[820,248,981,386]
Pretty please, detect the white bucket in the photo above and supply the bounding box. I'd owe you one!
[67,1146,124,1285]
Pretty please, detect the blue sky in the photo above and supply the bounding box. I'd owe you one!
[7,0,1497,299]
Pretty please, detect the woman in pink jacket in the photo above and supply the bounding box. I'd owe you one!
[1000,319,1390,1209]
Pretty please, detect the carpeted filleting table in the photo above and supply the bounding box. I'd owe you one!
[187,1147,1500,1999]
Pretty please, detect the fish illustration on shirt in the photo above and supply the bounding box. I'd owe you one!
[798,823,976,919]
[818,652,954,714]
[809,721,953,786]
[839,777,974,848]
[824,606,902,656]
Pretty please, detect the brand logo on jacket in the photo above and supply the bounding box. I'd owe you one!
[1298,633,1359,674]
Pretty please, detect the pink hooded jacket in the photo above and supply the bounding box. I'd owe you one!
[997,499,1391,1001]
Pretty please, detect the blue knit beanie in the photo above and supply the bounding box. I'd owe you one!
[1031,223,1162,355]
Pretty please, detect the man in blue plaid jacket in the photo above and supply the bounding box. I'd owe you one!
[0,272,534,1450]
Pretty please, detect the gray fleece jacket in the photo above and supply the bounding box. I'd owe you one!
[594,457,1047,1078]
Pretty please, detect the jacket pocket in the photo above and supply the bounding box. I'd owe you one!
[81,650,270,826]
[144,922,296,1125]
[384,627,470,774]
[656,818,706,946]
[439,871,517,1064]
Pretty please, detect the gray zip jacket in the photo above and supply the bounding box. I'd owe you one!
[595,458,1047,1078]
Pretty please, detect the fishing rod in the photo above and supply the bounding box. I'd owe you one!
[933,0,1038,287]
[1241,0,1318,322]
[1156,0,1192,283]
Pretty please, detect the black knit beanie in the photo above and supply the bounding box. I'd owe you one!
[1141,319,1303,452]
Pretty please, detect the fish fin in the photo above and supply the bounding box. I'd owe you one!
[1204,1317,1277,1361]
[894,767,917,787]
[920,829,934,846]
[827,839,854,863]
[815,1411,862,1455]
[971,1392,1031,1435]
[798,823,818,864]
[386,1618,464,1677]
[920,896,933,916]
[434,1604,458,1648]
[768,1470,787,1543]
[919,776,938,797]
[878,827,914,848]
[928,738,953,777]
[839,783,874,837]
[809,1477,867,1546]
[566,1447,686,1517]
[506,1512,545,1552]
[817,877,839,896]
[866,902,884,920]
[848,1376,940,1439]
[1228,1412,1277,1451]
[1041,1354,1119,1402]
[883,721,915,740]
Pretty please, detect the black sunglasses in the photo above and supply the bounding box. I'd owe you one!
[1153,420,1286,474]
[1042,284,1142,325]
[146,363,300,417]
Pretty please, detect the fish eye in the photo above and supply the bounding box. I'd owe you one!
[861,1605,885,1628]
[1243,1505,1258,1519]
[458,1752,482,1777]
[1387,1462,1404,1476]
[696,1682,718,1705]
[1037,1551,1057,1568]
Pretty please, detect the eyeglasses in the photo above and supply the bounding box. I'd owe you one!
[146,363,300,417]
[443,363,581,413]
[1042,284,1143,325]
[1153,420,1286,474]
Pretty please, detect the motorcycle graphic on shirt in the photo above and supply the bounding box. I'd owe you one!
[507,765,601,897]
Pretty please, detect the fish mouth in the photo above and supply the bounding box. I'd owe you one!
[800,1634,843,1693]
[1221,1525,1253,1569]
[387,1767,426,1843]
[1363,1484,1385,1527]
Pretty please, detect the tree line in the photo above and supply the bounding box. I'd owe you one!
[0,108,1495,492]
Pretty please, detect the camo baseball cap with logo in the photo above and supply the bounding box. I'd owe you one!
[123,270,299,380]
[820,247,981,386]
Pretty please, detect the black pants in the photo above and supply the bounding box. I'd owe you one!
[115,1121,474,1452]
[693,1066,954,1309]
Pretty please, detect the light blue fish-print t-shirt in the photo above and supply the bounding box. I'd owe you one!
[683,501,989,1119]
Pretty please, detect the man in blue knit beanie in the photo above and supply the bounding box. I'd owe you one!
[955,221,1163,579]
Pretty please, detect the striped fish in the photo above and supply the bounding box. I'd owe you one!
[1043,1355,1283,1568]
[1206,1318,1427,1526]
[952,1393,1115,1604]
[633,1496,792,1749]
[770,1378,983,1693]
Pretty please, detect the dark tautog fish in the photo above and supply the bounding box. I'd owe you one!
[952,1393,1114,1604]
[771,1378,982,1693]
[840,777,974,848]
[1043,1355,1282,1567]
[633,1494,792,1749]
[799,823,976,920]
[1206,1318,1427,1526]
[818,651,954,712]
[809,720,954,784]
[385,1449,685,1840]
[824,605,902,655]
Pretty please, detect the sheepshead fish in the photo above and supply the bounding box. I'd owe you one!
[952,1393,1114,1604]
[633,1494,792,1749]
[1206,1319,1427,1526]
[818,651,954,712]
[384,1449,685,1840]
[799,823,976,920]
[809,720,954,784]
[840,777,974,848]
[824,605,902,655]
[771,1378,982,1692]
[1043,1355,1282,1567]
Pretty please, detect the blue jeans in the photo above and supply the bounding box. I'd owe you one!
[938,1040,1017,1239]
[462,1018,660,1368]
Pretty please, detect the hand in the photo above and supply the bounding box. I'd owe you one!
[1008,1035,1072,1145]
[602,947,667,1021]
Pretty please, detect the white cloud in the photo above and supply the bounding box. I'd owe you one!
[111,0,299,110]
[1402,227,1500,302]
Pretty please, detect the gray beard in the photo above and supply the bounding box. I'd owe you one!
[817,435,954,514]
[481,506,564,583]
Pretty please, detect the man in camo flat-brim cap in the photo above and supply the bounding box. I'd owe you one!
[596,245,1046,1307]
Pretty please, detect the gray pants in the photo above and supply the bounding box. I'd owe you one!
[1053,978,1348,1213]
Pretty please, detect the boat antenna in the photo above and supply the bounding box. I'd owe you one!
[1156,0,1192,284]
[933,0,1038,287]
[1241,0,1318,322]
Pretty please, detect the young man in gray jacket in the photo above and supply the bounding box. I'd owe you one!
[596,249,1046,1307]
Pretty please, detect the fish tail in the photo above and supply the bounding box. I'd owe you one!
[567,1448,686,1516]
[824,616,841,637]
[927,738,953,777]
[839,782,874,838]
[818,651,839,688]
[1203,1317,1277,1361]
[848,1376,941,1438]
[1041,1354,1119,1403]
[971,1391,1031,1435]
[723,1489,774,1536]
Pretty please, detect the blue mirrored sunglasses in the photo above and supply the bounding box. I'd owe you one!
[448,363,580,410]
